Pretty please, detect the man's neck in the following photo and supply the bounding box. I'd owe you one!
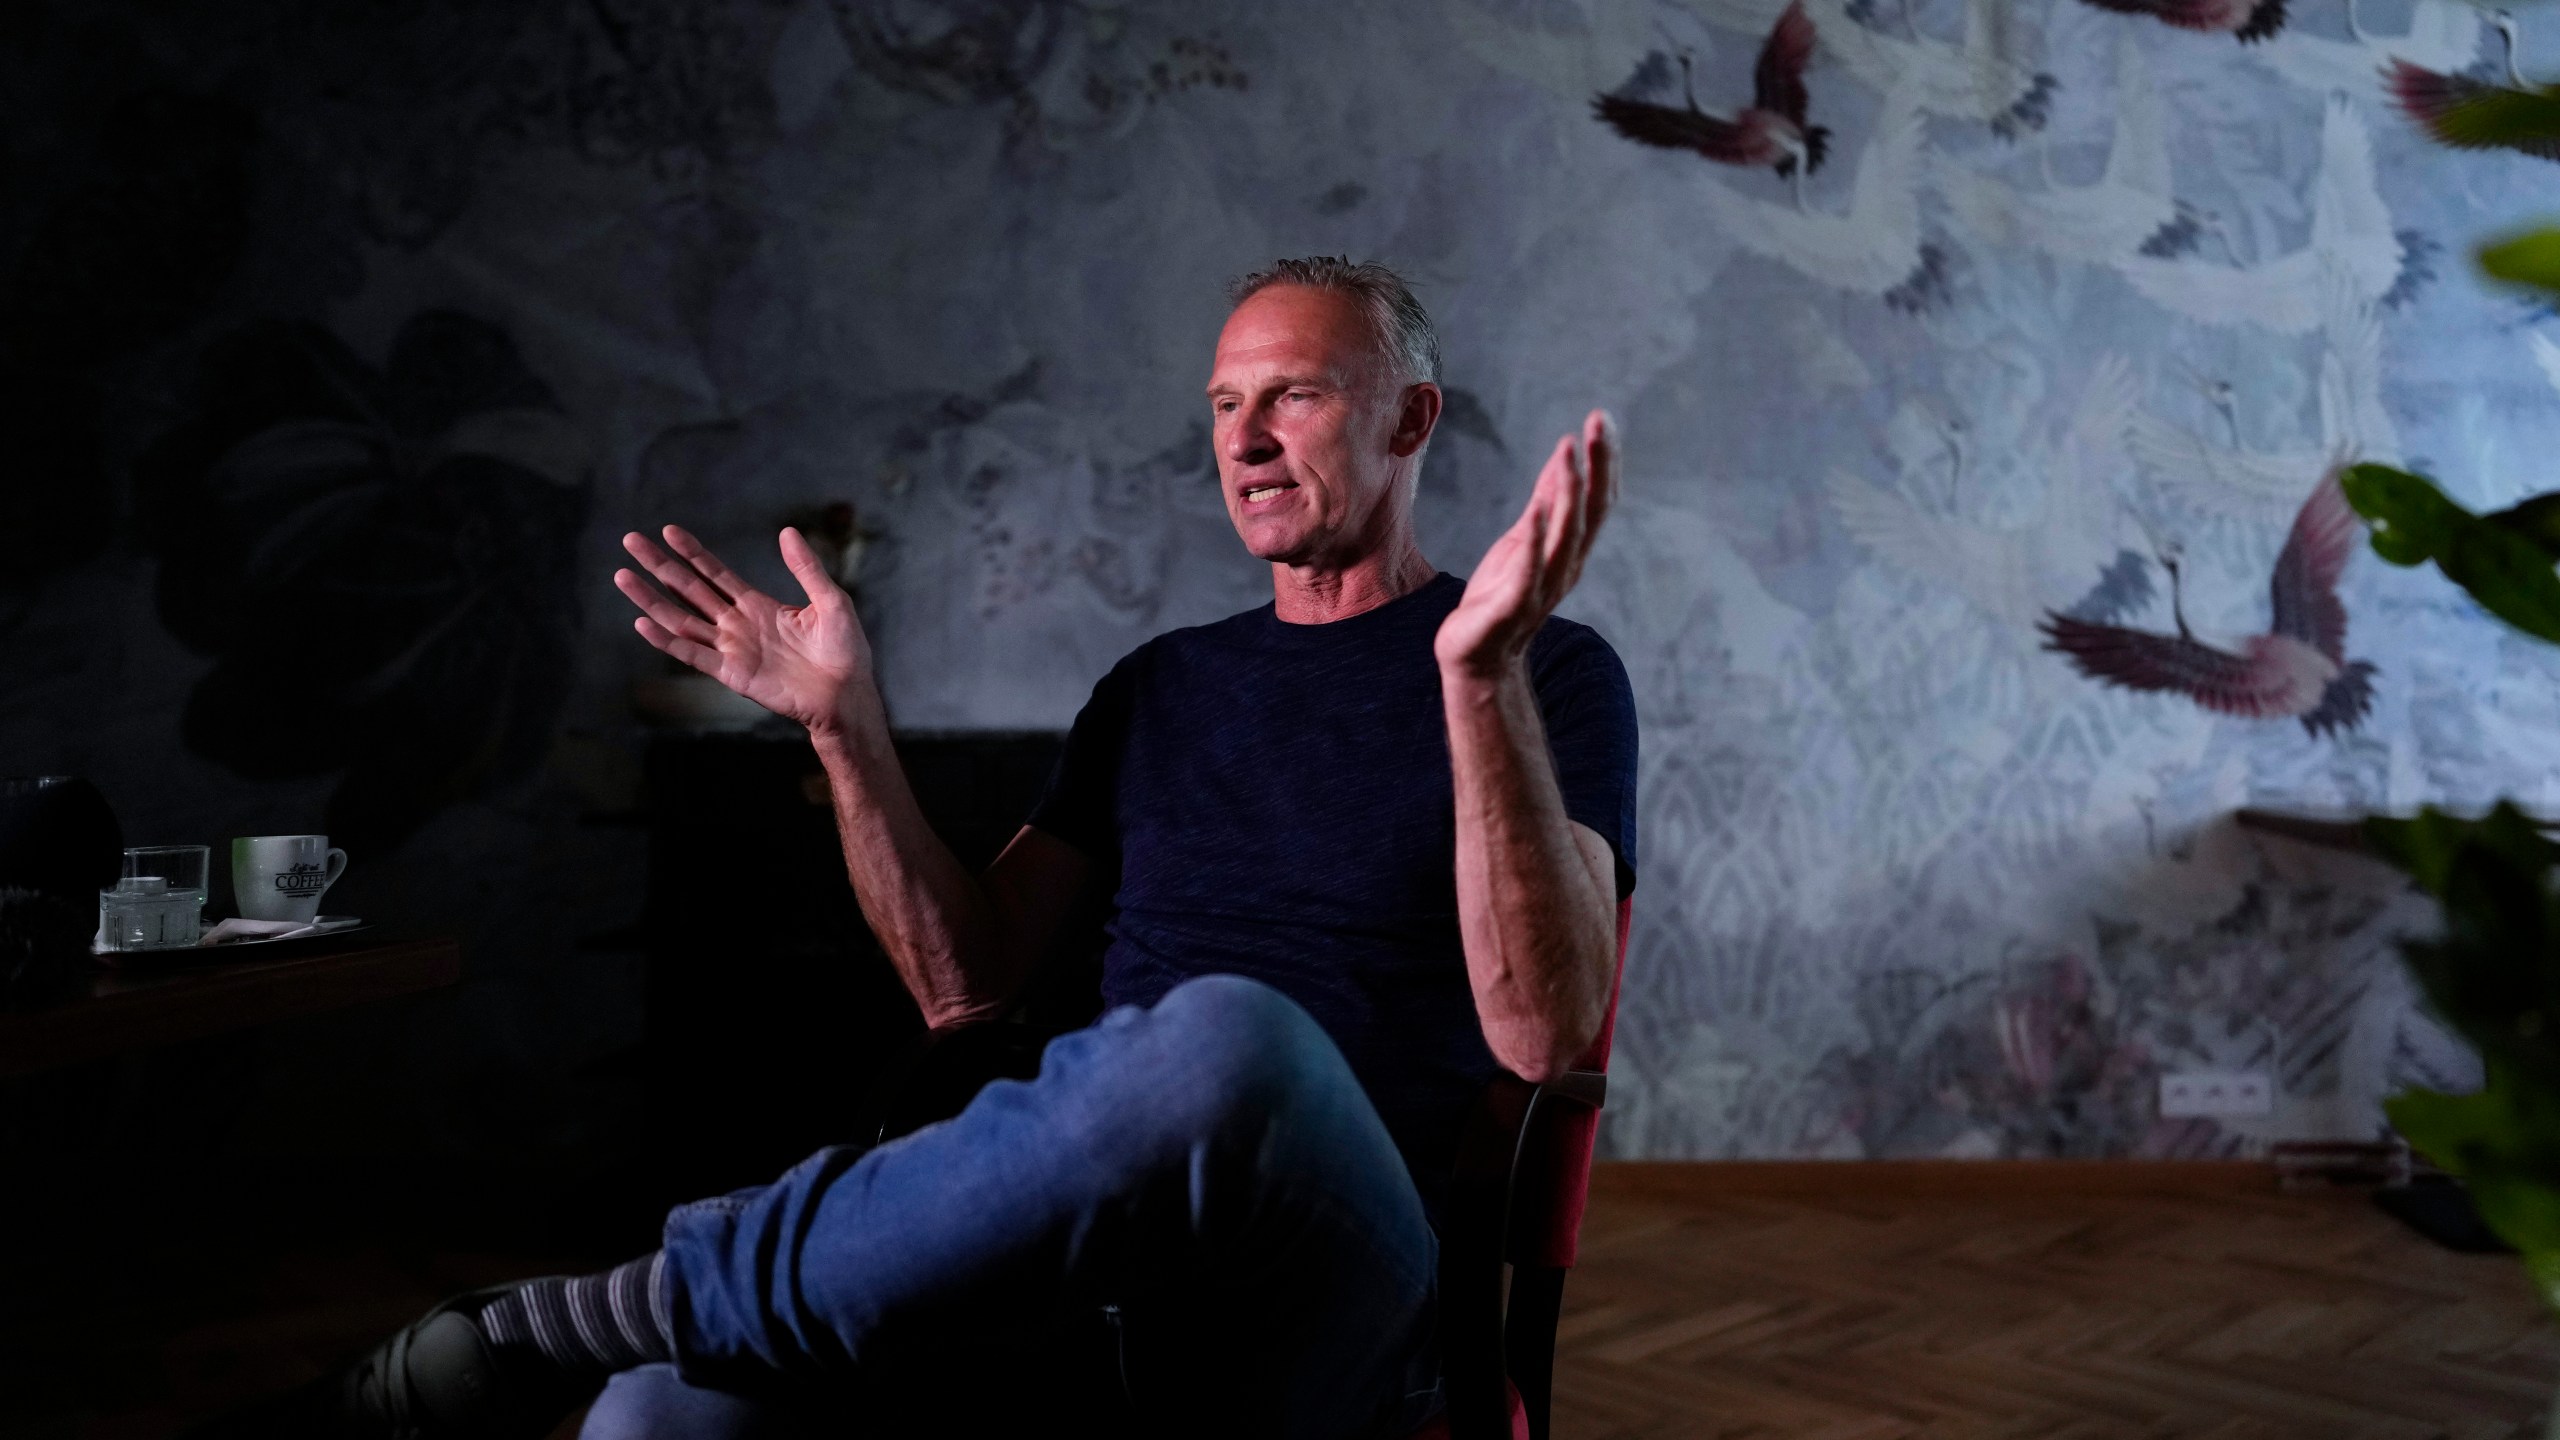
[1271,541,1436,625]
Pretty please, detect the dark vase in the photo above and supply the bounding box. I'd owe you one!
[0,888,89,1012]
[0,775,123,898]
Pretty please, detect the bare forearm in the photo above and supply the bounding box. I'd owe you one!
[1443,661,1615,1082]
[613,521,1027,1022]
[808,692,1016,1027]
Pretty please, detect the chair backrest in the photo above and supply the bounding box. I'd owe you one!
[1427,896,1633,1440]
[1504,896,1631,1271]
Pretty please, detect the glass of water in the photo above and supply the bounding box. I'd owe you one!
[99,845,209,952]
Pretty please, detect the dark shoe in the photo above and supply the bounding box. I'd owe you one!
[186,1282,597,1439]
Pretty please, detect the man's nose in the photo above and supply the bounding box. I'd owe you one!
[1225,408,1281,467]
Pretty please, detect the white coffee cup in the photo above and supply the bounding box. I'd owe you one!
[232,834,348,923]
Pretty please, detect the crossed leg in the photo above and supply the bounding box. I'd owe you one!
[591,974,1442,1437]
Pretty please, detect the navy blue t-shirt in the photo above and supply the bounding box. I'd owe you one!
[1027,572,1639,1216]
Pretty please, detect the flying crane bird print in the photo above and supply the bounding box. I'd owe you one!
[2243,0,2479,110]
[2388,10,2560,164]
[1592,1,1829,206]
[1827,355,2150,634]
[1705,91,1955,313]
[1679,0,2057,140]
[2039,465,2376,737]
[2073,0,2288,43]
[2119,259,2401,529]
[2108,97,2415,334]
[1934,37,2199,268]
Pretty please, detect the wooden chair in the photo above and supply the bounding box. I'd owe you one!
[856,898,1632,1440]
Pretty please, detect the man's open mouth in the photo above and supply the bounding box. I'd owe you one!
[1241,483,1296,504]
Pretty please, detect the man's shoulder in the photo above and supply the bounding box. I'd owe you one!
[1525,613,1637,744]
[1528,610,1628,677]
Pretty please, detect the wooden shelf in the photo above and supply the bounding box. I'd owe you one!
[0,936,462,1078]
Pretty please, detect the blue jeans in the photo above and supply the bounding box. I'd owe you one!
[585,974,1443,1438]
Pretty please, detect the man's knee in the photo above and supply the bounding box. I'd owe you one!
[1146,974,1346,1137]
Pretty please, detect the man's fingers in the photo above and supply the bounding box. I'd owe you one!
[1508,411,1615,612]
[1548,410,1617,596]
[1584,409,1620,535]
[1535,432,1573,500]
[1492,436,1563,552]
[1509,433,1562,542]
[615,568,719,644]
[1455,410,1619,664]
[1576,407,1617,525]
[1528,431,1584,592]
[663,525,759,604]
[1555,431,1591,569]
[777,526,844,607]
[633,615,721,675]
[1546,407,1607,563]
[613,565,714,641]
[623,531,734,619]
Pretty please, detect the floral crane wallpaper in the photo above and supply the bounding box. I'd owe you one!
[1,0,2548,1161]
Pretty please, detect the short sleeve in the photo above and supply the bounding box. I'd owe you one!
[1528,622,1640,899]
[1026,652,1139,861]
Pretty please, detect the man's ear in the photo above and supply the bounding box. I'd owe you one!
[1388,382,1442,459]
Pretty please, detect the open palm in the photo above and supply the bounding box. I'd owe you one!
[1436,410,1619,676]
[615,525,874,735]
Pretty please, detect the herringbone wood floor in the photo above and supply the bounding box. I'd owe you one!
[19,1166,2550,1437]
[1554,1167,2560,1439]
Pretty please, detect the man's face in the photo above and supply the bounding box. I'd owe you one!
[1205,285,1425,568]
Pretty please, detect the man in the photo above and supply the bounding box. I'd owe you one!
[214,258,1635,1438]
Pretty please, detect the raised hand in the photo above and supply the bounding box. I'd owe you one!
[615,525,876,737]
[1435,410,1619,678]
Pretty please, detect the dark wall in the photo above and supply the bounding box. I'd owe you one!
[0,3,742,1212]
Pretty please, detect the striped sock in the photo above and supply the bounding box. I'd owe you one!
[477,1253,672,1374]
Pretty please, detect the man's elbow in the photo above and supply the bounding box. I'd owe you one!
[1483,922,1617,1082]
[922,998,1009,1032]
[1499,1042,1588,1087]
[1504,1050,1572,1087]
[1490,1006,1606,1085]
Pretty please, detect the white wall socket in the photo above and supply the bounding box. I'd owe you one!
[2159,1070,2273,1119]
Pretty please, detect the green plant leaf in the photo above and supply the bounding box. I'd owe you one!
[2341,464,2560,643]
[2389,1081,2560,1313]
[2387,1086,2510,1173]
[2365,807,2471,893]
[2343,463,2465,565]
[2469,1169,2560,1259]
[2379,818,2560,1319]
[2454,522,2560,643]
[2491,493,2560,560]
[2425,93,2560,155]
[2368,806,2560,1093]
[2511,1254,2560,1321]
[2447,94,2560,155]
[2463,1170,2560,1317]
[2481,228,2560,297]
[2525,1249,2560,1316]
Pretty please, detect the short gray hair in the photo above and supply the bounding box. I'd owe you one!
[1229,257,1442,388]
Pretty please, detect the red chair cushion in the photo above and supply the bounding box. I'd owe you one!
[1505,897,1630,1269]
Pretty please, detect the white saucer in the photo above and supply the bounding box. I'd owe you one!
[94,915,368,959]
[202,915,367,947]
